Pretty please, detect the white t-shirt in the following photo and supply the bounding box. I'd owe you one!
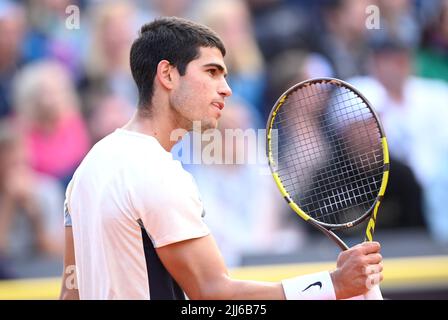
[64,128,209,299]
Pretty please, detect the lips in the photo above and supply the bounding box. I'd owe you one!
[212,102,224,110]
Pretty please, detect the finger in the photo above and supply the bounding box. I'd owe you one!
[365,253,383,264]
[360,241,381,254]
[364,263,383,275]
[365,273,382,289]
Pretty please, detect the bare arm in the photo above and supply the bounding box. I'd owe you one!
[157,235,383,300]
[157,234,285,300]
[59,226,79,300]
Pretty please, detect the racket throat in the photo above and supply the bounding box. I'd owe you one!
[309,220,349,251]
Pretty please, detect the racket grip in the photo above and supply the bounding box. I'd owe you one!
[363,285,383,300]
[344,285,383,300]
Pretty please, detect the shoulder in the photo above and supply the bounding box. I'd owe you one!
[135,156,198,198]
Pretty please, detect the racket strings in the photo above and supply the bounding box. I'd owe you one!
[286,162,383,203]
[272,82,383,226]
[275,109,380,165]
[277,150,383,194]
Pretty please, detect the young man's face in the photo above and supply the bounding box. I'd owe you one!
[169,46,232,131]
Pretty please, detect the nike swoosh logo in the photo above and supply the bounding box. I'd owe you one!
[302,281,322,292]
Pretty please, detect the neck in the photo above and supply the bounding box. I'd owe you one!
[122,107,187,152]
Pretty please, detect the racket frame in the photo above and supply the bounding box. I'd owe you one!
[266,77,390,250]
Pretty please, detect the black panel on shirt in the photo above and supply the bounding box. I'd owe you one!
[141,227,186,300]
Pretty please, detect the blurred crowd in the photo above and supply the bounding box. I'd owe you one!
[0,0,447,278]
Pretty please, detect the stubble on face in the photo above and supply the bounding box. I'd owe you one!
[170,75,219,133]
[170,83,218,132]
[169,46,230,133]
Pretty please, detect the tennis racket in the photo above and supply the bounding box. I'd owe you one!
[266,77,389,300]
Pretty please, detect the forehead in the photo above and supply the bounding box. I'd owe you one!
[190,47,227,69]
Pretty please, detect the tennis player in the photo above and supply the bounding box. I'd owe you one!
[59,17,383,300]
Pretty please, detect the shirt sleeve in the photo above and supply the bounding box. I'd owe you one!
[64,199,72,227]
[131,159,210,248]
[63,179,74,227]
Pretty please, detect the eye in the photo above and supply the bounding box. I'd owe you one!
[207,68,217,76]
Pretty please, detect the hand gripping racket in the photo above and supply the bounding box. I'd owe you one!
[266,78,389,299]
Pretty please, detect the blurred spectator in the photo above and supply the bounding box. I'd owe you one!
[377,158,425,230]
[416,0,448,82]
[196,0,266,124]
[87,93,134,144]
[370,0,421,50]
[0,120,64,276]
[80,1,138,112]
[144,0,196,18]
[349,38,448,243]
[134,0,197,36]
[245,0,312,62]
[319,0,373,79]
[13,60,90,187]
[179,100,303,267]
[23,0,84,77]
[0,1,27,118]
[264,49,334,120]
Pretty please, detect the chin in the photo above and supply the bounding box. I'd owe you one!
[210,119,219,130]
[201,122,218,132]
[202,116,219,130]
[189,118,217,132]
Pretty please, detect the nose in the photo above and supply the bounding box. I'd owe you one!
[218,78,232,98]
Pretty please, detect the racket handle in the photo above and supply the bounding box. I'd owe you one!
[363,285,383,300]
[344,285,383,300]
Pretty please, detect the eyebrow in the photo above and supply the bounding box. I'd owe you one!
[203,63,228,77]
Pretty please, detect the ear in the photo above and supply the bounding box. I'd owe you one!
[156,60,177,90]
